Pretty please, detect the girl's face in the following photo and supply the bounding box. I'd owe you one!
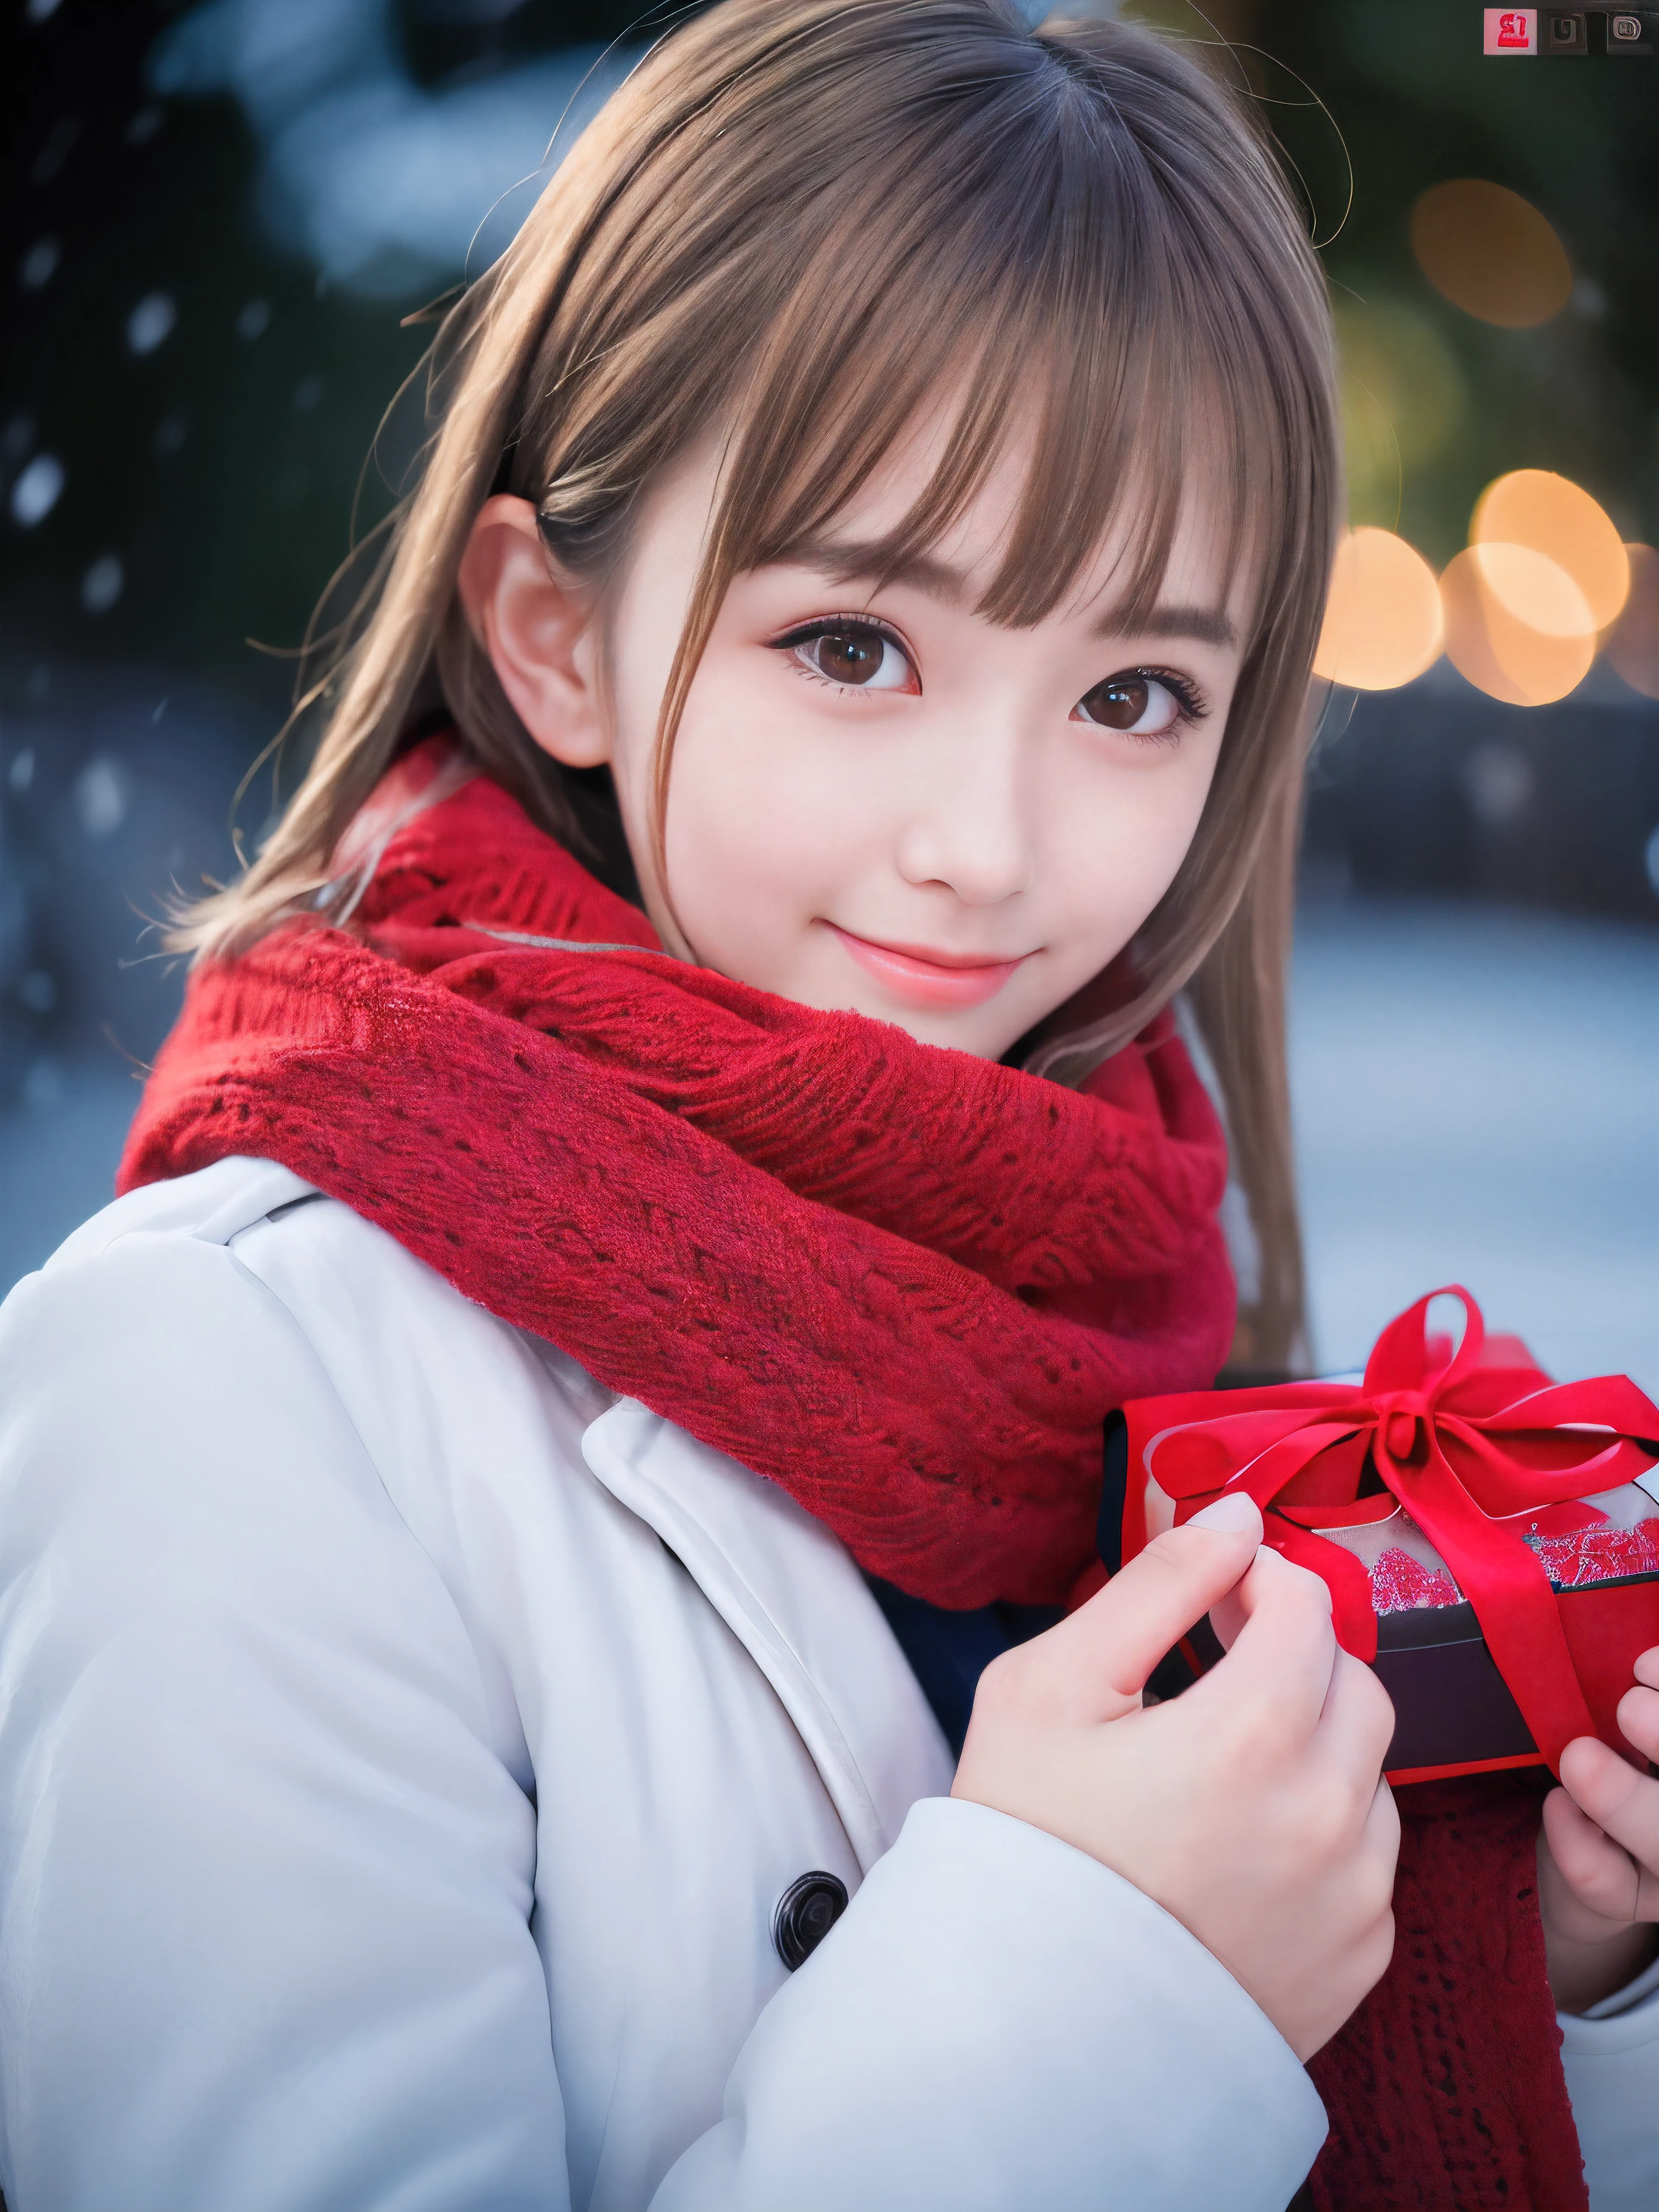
[464,419,1249,1061]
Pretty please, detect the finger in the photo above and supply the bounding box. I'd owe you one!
[1308,1646,1398,1793]
[1635,1646,1659,1693]
[1060,1500,1262,1707]
[1191,1541,1340,1740]
[1617,1682,1659,1765]
[1202,1503,1274,1652]
[1338,1781,1401,1988]
[1209,1576,1249,1654]
[1543,1780,1642,1927]
[1558,1736,1659,1921]
[1356,1777,1403,1934]
[1366,1775,1402,1879]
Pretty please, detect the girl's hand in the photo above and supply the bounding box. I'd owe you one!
[1538,1646,1659,2015]
[951,1497,1399,2062]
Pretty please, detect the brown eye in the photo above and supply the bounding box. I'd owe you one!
[1079,674,1149,728]
[1073,671,1184,738]
[815,630,884,683]
[789,623,915,692]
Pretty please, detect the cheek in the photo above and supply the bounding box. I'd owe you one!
[1137,752,1219,878]
[657,677,864,947]
[1049,745,1220,948]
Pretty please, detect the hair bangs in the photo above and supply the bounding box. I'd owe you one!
[671,52,1302,724]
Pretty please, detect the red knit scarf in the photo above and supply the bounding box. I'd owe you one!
[120,741,1587,2206]
[1307,1774,1584,2211]
[120,738,1235,1609]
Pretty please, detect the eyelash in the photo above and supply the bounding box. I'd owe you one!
[1127,667,1210,730]
[768,620,1211,733]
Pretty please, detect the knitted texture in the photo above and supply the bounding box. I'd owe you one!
[1306,1774,1587,2212]
[120,742,1236,1608]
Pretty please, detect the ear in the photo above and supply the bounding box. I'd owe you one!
[457,494,610,769]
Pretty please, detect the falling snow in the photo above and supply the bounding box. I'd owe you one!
[126,293,178,356]
[19,238,61,291]
[9,454,65,529]
[73,758,130,840]
[81,557,126,615]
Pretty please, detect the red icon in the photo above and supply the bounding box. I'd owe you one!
[1484,6,1539,50]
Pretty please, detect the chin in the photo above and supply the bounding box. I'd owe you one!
[875,1006,1011,1059]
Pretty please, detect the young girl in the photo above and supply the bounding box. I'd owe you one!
[1,4,1655,2208]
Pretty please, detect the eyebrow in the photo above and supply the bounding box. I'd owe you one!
[779,537,1238,651]
[1100,603,1239,650]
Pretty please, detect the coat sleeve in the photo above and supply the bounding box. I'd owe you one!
[0,1232,567,2212]
[648,1794,1328,2212]
[1560,1956,1659,2212]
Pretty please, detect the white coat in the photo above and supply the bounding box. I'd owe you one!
[0,1155,1654,2211]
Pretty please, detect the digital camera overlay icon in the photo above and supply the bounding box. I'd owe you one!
[1485,6,1538,49]
[1485,6,1656,52]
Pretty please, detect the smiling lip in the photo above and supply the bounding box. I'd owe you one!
[826,923,1029,1009]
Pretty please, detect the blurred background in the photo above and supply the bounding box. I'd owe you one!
[2,0,1656,1387]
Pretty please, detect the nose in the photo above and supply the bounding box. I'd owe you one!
[892,716,1034,907]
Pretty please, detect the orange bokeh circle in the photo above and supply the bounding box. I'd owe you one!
[1440,545,1595,705]
[1410,181,1572,329]
[1472,470,1630,629]
[1312,528,1443,690]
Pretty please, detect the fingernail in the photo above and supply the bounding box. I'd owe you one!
[1189,1492,1262,1536]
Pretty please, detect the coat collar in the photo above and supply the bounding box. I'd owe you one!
[580,1399,955,1871]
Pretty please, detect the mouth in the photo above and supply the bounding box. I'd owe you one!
[825,922,1031,1010]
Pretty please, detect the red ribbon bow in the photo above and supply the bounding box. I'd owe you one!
[1125,1288,1659,1773]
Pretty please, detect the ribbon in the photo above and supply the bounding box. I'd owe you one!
[1122,1288,1659,1774]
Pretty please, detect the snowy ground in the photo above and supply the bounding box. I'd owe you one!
[1291,896,1657,1394]
[2,892,1655,1396]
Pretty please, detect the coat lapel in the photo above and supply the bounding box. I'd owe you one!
[580,1399,955,1872]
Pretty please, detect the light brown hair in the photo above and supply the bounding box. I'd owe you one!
[179,0,1342,1368]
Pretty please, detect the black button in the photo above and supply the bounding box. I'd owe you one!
[771,1871,849,1970]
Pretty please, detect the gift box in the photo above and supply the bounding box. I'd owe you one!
[1102,1288,1659,1783]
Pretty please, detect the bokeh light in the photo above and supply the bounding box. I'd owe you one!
[1440,545,1595,705]
[1604,544,1659,700]
[1472,470,1630,630]
[1313,529,1444,690]
[1469,543,1593,638]
[1409,180,1572,328]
